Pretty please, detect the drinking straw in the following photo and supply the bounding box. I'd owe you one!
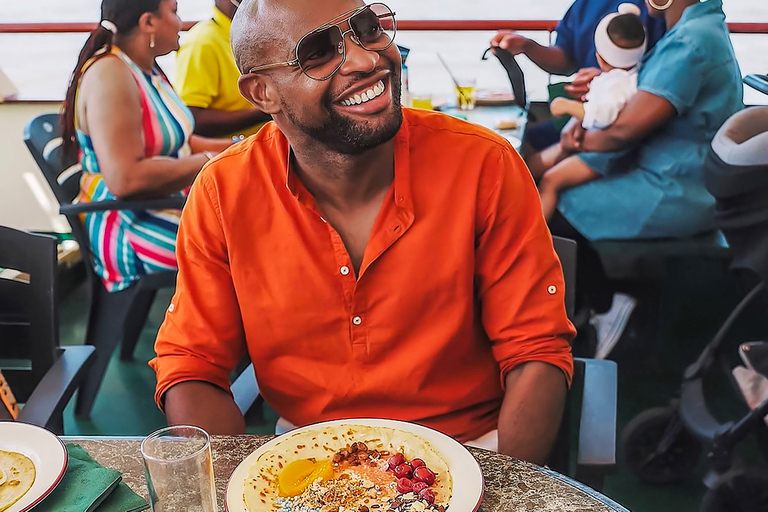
[436,53,471,106]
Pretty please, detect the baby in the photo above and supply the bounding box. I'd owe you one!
[539,3,646,219]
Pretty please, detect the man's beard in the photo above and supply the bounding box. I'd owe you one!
[281,71,403,155]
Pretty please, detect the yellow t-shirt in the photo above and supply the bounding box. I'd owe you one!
[175,7,263,137]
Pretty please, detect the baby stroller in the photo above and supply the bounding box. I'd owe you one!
[620,100,768,512]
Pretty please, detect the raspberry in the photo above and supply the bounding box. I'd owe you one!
[412,466,435,485]
[388,453,406,470]
[397,477,413,494]
[393,463,413,479]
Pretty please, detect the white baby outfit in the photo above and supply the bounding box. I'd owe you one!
[582,68,638,130]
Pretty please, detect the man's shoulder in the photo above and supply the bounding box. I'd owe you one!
[198,123,285,191]
[402,108,512,153]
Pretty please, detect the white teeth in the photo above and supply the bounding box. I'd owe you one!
[341,80,385,106]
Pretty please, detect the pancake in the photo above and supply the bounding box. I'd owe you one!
[0,450,35,512]
[243,424,452,512]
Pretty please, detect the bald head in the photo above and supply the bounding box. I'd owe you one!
[231,0,284,73]
[231,0,367,73]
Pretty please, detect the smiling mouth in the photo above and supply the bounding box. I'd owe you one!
[340,80,386,106]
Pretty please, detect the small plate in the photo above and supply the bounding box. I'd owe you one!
[475,90,517,106]
[0,422,68,512]
[225,418,484,512]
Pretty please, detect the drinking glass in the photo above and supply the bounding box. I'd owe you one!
[455,78,477,111]
[410,92,433,110]
[140,425,217,512]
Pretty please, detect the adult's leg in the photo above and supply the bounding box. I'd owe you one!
[548,210,613,314]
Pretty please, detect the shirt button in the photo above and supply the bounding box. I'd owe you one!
[340,266,350,276]
[352,316,363,325]
[168,303,175,312]
[547,285,557,295]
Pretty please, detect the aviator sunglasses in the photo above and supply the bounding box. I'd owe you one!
[246,3,397,81]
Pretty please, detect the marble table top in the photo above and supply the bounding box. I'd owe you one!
[69,435,629,512]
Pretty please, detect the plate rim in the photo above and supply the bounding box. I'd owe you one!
[1,422,68,512]
[224,418,484,512]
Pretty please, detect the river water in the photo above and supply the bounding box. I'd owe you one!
[1,0,766,103]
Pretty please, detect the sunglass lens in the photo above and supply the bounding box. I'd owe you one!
[296,27,344,80]
[351,3,395,50]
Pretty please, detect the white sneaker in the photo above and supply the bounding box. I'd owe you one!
[591,293,638,359]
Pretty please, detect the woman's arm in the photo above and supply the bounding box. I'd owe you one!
[78,57,209,200]
[189,134,235,154]
[562,91,677,154]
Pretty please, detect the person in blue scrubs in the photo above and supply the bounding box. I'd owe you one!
[492,0,666,154]
[542,0,743,328]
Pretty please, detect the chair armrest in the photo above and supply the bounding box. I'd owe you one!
[231,363,261,416]
[575,357,617,470]
[60,196,186,215]
[18,346,96,433]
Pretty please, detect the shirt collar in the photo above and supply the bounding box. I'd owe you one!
[641,0,723,65]
[211,6,232,31]
[675,0,724,32]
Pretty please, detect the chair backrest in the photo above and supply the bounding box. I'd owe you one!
[482,47,527,109]
[23,113,83,206]
[23,114,101,284]
[552,235,577,319]
[0,226,60,402]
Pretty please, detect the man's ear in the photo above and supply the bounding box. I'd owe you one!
[239,74,282,115]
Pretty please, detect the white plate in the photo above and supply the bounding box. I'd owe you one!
[225,418,484,512]
[0,422,68,512]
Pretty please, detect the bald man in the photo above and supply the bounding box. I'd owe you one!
[151,0,575,465]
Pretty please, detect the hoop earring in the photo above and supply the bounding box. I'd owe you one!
[149,33,155,49]
[648,0,673,10]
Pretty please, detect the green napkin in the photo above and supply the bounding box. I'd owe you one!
[34,444,148,512]
[548,81,572,131]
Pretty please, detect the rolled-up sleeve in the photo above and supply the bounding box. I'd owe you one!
[149,170,248,409]
[475,146,575,388]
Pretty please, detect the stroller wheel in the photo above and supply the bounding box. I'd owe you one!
[700,469,768,512]
[622,406,702,484]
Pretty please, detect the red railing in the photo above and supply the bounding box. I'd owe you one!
[0,20,766,34]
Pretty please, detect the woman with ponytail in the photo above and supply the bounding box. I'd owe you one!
[61,0,230,293]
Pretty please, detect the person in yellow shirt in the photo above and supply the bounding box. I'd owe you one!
[175,0,270,138]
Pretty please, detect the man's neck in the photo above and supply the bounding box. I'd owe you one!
[290,140,396,211]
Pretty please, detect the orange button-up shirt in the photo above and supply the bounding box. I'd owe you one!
[151,108,575,442]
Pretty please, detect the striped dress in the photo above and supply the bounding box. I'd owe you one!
[76,47,194,292]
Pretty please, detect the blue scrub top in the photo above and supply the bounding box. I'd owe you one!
[558,0,744,241]
[555,0,667,71]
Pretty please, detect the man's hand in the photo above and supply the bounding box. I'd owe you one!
[560,117,586,153]
[497,362,568,465]
[490,31,531,55]
[564,67,602,100]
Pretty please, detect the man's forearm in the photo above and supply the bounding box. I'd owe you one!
[163,380,247,434]
[497,362,567,465]
[522,42,575,76]
[190,107,271,138]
